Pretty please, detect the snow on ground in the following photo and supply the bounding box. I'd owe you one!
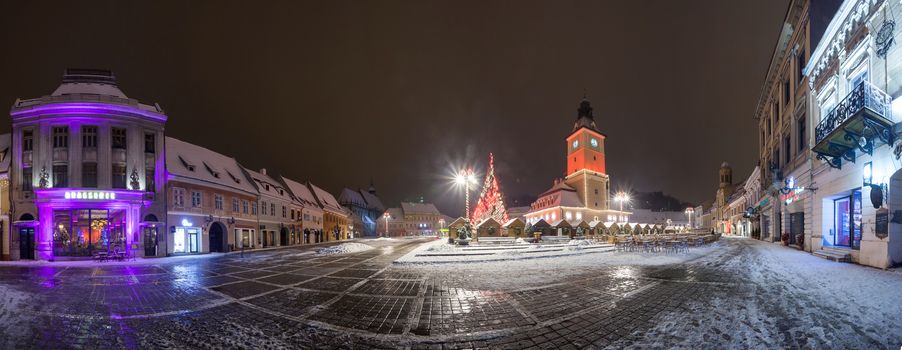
[317,242,374,255]
[615,238,902,349]
[0,284,33,341]
[0,252,222,267]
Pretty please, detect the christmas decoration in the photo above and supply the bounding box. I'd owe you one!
[471,153,509,225]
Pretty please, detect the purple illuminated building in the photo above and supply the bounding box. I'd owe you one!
[8,69,167,260]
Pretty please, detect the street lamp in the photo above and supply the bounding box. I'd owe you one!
[455,168,477,223]
[685,207,694,229]
[382,212,390,237]
[438,218,445,237]
[614,192,630,222]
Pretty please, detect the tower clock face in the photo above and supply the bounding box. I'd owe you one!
[572,140,579,149]
[590,138,598,148]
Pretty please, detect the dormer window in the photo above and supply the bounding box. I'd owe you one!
[178,155,195,172]
[226,170,241,184]
[265,184,270,191]
[203,162,220,178]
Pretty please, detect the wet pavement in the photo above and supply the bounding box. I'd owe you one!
[0,238,900,349]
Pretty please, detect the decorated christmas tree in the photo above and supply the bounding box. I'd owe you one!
[471,153,509,225]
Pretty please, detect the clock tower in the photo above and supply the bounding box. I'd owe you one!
[563,98,610,211]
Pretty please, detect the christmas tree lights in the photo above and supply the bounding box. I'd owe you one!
[471,153,509,225]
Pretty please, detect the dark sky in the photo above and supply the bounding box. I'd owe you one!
[1,0,788,217]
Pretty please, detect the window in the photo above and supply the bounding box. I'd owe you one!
[214,194,224,210]
[112,164,127,188]
[243,200,250,214]
[270,203,275,216]
[282,206,287,218]
[783,80,790,107]
[173,188,185,207]
[783,136,791,164]
[251,202,257,215]
[797,115,807,152]
[22,130,33,152]
[144,133,155,153]
[594,188,599,195]
[261,201,267,215]
[82,126,97,148]
[52,126,69,148]
[53,165,67,187]
[145,167,155,191]
[82,162,97,188]
[112,128,127,149]
[796,50,806,83]
[22,167,32,191]
[233,198,240,212]
[191,191,202,208]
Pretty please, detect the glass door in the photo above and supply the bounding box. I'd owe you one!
[143,227,158,256]
[187,228,199,253]
[19,227,35,260]
[833,189,862,248]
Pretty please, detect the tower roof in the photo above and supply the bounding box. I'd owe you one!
[573,97,600,133]
[52,68,128,98]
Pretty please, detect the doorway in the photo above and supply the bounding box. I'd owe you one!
[833,189,862,249]
[209,223,225,252]
[19,227,35,260]
[143,226,158,256]
[280,227,289,246]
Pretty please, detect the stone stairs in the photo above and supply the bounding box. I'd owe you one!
[813,247,852,263]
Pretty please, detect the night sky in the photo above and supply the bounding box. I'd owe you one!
[1,1,788,216]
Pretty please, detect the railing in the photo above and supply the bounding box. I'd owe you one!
[815,81,892,144]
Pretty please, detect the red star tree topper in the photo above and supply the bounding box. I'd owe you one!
[471,153,509,225]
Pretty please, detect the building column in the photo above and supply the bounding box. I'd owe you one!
[37,205,53,260]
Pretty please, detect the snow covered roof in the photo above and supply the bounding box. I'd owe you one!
[244,168,293,202]
[309,182,343,213]
[448,217,468,227]
[52,69,127,98]
[0,133,10,173]
[502,217,525,228]
[531,180,583,210]
[338,188,367,208]
[401,202,441,215]
[550,219,572,228]
[384,207,403,220]
[280,176,322,210]
[165,137,257,194]
[588,220,603,228]
[476,217,501,229]
[359,190,385,211]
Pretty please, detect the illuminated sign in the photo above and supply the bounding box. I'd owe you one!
[781,187,805,205]
[64,191,117,200]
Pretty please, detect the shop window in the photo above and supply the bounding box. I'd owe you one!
[112,128,127,149]
[833,189,862,249]
[82,163,97,188]
[82,126,97,148]
[52,165,67,187]
[112,164,127,189]
[52,126,69,148]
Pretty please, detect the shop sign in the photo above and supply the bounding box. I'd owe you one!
[781,187,805,205]
[64,191,116,200]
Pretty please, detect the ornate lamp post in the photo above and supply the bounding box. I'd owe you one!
[455,169,477,222]
[685,207,694,229]
[382,212,390,237]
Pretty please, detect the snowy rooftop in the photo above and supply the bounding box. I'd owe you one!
[401,202,441,215]
[12,69,164,115]
[359,190,385,211]
[309,182,343,213]
[165,137,257,194]
[338,188,367,207]
[244,168,293,202]
[280,176,322,211]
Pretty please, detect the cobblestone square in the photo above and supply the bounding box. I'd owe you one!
[1,238,901,349]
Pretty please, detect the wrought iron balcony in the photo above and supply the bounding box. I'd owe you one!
[812,81,894,169]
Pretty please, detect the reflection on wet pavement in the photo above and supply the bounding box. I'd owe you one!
[0,238,765,348]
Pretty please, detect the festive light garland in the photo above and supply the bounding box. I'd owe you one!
[471,153,509,225]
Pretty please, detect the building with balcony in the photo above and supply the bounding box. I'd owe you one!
[754,0,841,245]
[165,137,259,255]
[7,69,167,260]
[805,0,902,268]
